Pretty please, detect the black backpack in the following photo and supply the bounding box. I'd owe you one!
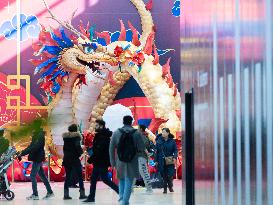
[117,129,137,162]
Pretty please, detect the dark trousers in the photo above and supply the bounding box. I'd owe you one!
[64,164,84,191]
[30,162,53,196]
[88,166,119,200]
[161,167,173,190]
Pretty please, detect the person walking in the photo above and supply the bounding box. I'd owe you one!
[62,124,87,200]
[18,127,54,200]
[155,128,178,194]
[109,116,145,205]
[83,119,119,203]
[136,125,153,194]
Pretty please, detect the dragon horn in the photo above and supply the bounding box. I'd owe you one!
[42,0,86,39]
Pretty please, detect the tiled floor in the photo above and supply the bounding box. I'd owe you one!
[0,180,182,204]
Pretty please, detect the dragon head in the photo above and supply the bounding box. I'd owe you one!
[30,25,118,101]
[59,38,118,79]
[34,0,155,100]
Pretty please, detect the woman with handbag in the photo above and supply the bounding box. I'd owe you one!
[155,128,178,194]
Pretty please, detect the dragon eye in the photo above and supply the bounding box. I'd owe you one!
[91,43,98,50]
[84,46,94,54]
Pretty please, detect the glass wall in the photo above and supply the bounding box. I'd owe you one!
[181,0,272,204]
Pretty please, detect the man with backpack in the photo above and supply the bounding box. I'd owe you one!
[109,116,145,205]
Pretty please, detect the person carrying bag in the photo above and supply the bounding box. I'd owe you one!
[155,128,178,194]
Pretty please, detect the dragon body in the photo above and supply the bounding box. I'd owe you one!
[32,0,181,155]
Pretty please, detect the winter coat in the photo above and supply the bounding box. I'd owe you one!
[88,128,112,168]
[155,134,178,176]
[21,130,46,162]
[109,125,145,179]
[139,132,151,160]
[62,132,83,167]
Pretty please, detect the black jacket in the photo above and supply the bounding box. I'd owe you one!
[21,130,46,162]
[62,132,83,167]
[88,128,112,168]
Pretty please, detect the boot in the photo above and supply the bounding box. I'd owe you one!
[63,189,72,200]
[79,189,87,199]
[163,187,167,194]
[163,178,168,194]
[167,176,174,192]
[82,195,95,203]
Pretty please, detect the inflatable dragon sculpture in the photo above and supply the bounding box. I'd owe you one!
[31,0,181,154]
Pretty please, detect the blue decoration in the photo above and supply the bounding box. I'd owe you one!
[50,70,62,80]
[61,71,69,77]
[125,29,133,42]
[128,62,135,67]
[138,119,152,127]
[0,14,40,41]
[50,30,69,48]
[60,27,74,47]
[96,29,141,46]
[34,26,74,98]
[43,45,62,55]
[111,31,120,42]
[97,37,107,46]
[172,0,180,17]
[34,57,58,74]
[110,29,140,43]
[91,42,98,50]
[123,44,131,50]
[52,82,60,94]
[157,49,175,56]
[41,63,58,78]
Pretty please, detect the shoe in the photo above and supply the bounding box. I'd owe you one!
[82,197,95,203]
[163,188,167,194]
[63,189,72,200]
[63,196,72,200]
[167,176,174,192]
[43,192,54,200]
[79,189,87,199]
[169,187,174,192]
[26,194,39,200]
